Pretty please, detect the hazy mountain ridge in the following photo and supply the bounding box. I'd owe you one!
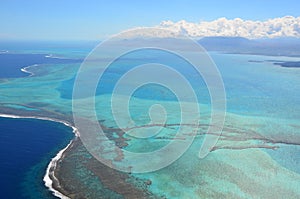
[198,36,300,57]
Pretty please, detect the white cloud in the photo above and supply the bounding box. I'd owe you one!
[120,16,300,39]
[157,16,300,38]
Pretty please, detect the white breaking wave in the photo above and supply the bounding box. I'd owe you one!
[45,54,67,59]
[0,50,8,54]
[45,54,53,58]
[20,64,38,76]
[43,141,72,199]
[0,113,79,199]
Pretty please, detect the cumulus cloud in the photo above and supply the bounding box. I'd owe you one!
[120,16,300,39]
[158,16,300,38]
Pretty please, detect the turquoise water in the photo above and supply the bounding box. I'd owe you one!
[264,144,300,174]
[0,41,300,198]
[212,53,300,119]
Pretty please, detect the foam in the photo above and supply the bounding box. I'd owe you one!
[0,113,79,199]
[43,141,72,199]
[20,64,38,76]
[45,54,66,59]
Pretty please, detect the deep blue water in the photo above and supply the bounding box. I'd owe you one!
[0,41,299,198]
[0,53,82,78]
[0,117,73,199]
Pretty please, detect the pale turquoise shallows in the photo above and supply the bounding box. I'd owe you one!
[0,41,300,198]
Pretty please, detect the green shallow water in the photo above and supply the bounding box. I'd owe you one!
[0,42,300,198]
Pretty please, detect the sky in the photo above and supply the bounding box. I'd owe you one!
[0,0,299,40]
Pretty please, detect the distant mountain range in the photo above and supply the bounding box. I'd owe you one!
[113,36,300,57]
[118,16,300,57]
[198,36,300,57]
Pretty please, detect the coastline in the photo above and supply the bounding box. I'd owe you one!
[43,141,73,199]
[0,113,79,199]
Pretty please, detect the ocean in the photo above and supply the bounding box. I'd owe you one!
[0,117,73,199]
[0,48,78,199]
[0,40,299,198]
[0,53,81,78]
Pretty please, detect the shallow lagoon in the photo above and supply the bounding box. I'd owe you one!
[0,41,300,198]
